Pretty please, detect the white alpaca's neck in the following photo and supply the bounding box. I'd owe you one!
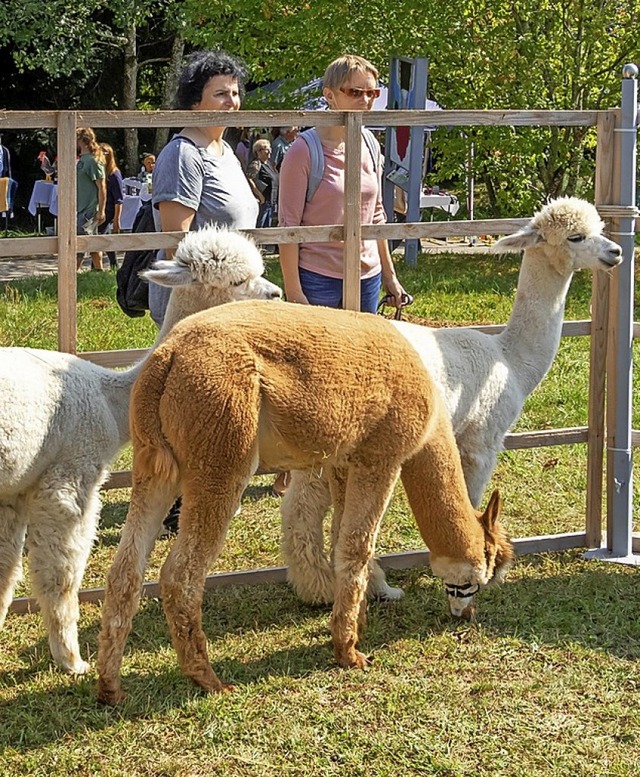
[497,247,573,396]
[99,289,201,447]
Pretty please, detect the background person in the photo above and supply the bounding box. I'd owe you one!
[246,138,279,230]
[76,127,106,271]
[139,153,155,188]
[234,128,251,171]
[150,49,258,326]
[97,143,124,270]
[270,126,298,171]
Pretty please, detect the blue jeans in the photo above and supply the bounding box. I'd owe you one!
[298,268,382,313]
[257,202,273,229]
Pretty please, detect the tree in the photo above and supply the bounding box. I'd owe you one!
[184,0,639,215]
[0,0,186,173]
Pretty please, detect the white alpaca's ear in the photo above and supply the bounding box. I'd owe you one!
[493,226,542,253]
[140,261,195,287]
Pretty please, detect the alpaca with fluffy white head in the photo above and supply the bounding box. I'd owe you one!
[281,197,623,604]
[0,226,281,674]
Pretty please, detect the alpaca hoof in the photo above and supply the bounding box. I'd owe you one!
[371,583,405,602]
[288,576,335,606]
[97,681,126,706]
[67,658,91,676]
[336,648,371,670]
[203,681,236,695]
[350,650,371,670]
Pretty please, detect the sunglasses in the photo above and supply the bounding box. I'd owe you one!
[339,87,381,100]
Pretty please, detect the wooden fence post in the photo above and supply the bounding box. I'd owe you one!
[56,111,78,353]
[342,111,363,311]
[586,110,616,548]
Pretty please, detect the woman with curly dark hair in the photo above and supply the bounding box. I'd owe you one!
[150,50,258,325]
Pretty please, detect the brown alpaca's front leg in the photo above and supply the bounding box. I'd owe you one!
[97,480,175,704]
[330,465,399,669]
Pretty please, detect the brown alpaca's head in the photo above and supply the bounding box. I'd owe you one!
[430,490,514,620]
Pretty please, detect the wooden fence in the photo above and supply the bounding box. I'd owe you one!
[1,103,637,612]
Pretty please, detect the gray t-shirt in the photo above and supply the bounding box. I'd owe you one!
[149,135,259,324]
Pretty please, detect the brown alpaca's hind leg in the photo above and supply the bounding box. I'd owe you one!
[330,464,400,669]
[160,474,250,694]
[97,477,176,705]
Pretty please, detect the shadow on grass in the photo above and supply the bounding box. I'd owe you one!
[98,483,280,546]
[2,552,639,748]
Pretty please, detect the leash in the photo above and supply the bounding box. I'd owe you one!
[377,292,414,321]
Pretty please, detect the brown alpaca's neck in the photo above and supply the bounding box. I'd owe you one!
[400,415,485,562]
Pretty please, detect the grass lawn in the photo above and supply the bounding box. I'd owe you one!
[1,251,639,776]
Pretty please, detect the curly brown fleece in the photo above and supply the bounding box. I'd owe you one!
[97,300,511,703]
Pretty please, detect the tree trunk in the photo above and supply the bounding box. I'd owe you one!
[154,34,185,154]
[482,172,499,218]
[123,20,139,176]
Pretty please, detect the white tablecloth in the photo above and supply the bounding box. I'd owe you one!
[28,180,58,216]
[420,192,460,217]
[29,181,147,230]
[120,194,143,231]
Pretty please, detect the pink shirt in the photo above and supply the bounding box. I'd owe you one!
[278,134,387,279]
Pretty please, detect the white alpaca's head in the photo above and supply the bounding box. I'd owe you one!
[142,226,282,305]
[429,491,514,620]
[493,197,622,274]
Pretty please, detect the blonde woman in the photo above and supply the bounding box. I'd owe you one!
[76,127,106,270]
[98,143,124,270]
[278,54,407,312]
[274,56,410,498]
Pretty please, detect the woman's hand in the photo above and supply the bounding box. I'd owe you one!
[284,288,310,305]
[383,275,409,308]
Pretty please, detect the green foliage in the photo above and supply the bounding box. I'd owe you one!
[419,0,637,214]
[3,0,637,214]
[183,0,638,216]
[0,0,184,101]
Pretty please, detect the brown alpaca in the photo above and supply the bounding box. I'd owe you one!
[97,301,513,702]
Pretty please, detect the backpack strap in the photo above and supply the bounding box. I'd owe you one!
[362,127,380,174]
[300,128,325,203]
[300,126,379,203]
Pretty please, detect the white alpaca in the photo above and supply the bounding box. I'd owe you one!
[0,227,281,673]
[282,197,623,603]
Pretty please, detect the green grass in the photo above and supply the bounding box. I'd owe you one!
[1,253,640,776]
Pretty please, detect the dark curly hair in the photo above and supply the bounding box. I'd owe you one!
[174,50,248,109]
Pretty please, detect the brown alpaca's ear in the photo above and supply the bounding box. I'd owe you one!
[481,489,502,531]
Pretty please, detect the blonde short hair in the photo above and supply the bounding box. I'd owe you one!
[322,55,379,90]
